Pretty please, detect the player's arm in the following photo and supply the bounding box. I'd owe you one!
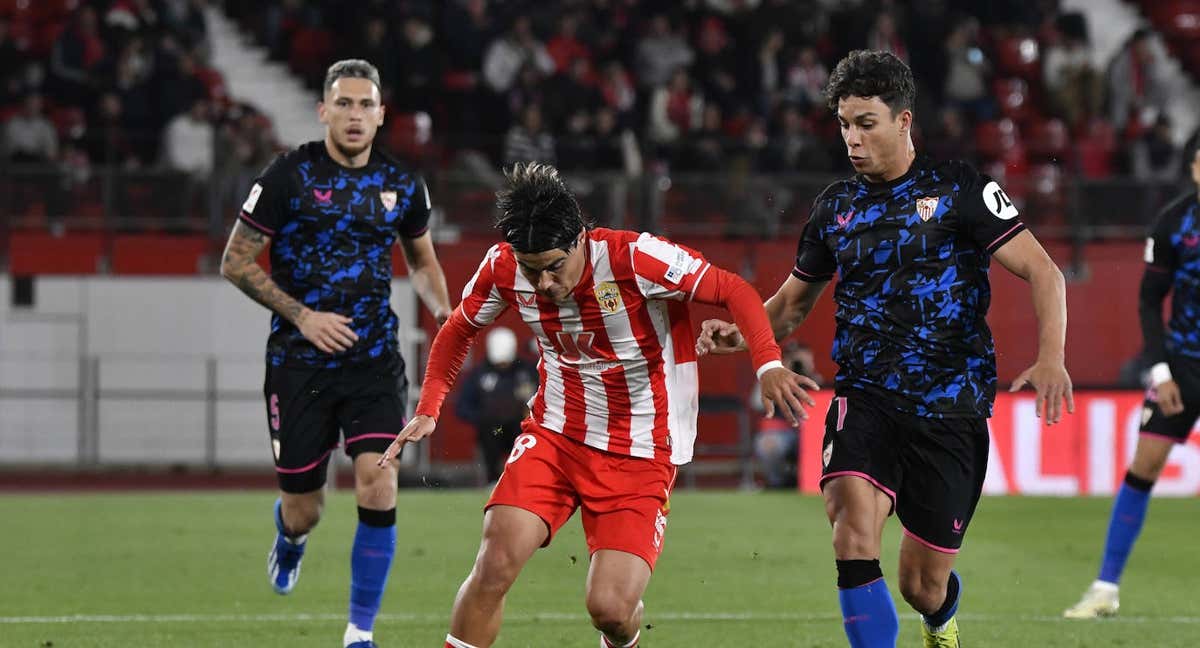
[1139,214,1183,415]
[379,245,510,463]
[696,275,829,354]
[991,227,1074,425]
[398,232,452,325]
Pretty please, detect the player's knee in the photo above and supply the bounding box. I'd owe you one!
[282,500,323,535]
[355,467,398,509]
[585,589,637,636]
[898,572,945,614]
[470,545,523,597]
[831,522,879,559]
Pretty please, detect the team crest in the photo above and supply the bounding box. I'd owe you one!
[380,190,398,211]
[594,281,622,314]
[915,196,940,222]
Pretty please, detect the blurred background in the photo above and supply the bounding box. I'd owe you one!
[1,0,1198,495]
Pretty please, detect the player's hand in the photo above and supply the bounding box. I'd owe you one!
[432,307,451,328]
[297,309,359,354]
[759,367,819,426]
[1010,360,1075,425]
[377,415,436,466]
[1154,379,1185,417]
[695,319,748,356]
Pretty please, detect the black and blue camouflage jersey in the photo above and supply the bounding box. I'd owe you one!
[793,155,1026,418]
[1143,192,1200,362]
[238,141,431,369]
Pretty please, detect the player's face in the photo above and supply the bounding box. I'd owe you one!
[319,77,385,159]
[514,232,588,302]
[837,95,912,181]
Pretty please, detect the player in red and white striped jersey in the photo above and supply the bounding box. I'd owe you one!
[380,163,817,648]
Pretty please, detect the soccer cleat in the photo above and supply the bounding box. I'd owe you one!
[921,616,960,648]
[1063,581,1120,619]
[267,500,306,595]
[345,642,377,648]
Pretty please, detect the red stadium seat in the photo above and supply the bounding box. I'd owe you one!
[288,27,334,82]
[975,119,1021,161]
[8,231,106,275]
[1027,118,1069,162]
[49,105,85,139]
[994,35,1041,82]
[384,112,433,163]
[110,234,212,275]
[1075,119,1116,178]
[994,78,1032,122]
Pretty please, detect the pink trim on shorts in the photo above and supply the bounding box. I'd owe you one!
[1139,430,1186,445]
[275,447,335,474]
[902,527,960,554]
[820,471,897,506]
[344,433,400,446]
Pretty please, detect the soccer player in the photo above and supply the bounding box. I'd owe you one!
[1064,147,1200,619]
[220,59,451,648]
[696,50,1074,647]
[377,162,817,648]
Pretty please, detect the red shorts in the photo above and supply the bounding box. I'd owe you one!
[485,420,679,570]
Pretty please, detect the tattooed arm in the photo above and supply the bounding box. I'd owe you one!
[220,221,358,353]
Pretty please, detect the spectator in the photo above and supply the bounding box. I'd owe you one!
[943,17,994,121]
[49,6,106,105]
[545,57,601,131]
[163,98,214,225]
[635,14,694,88]
[679,104,728,171]
[751,342,823,489]
[866,13,907,63]
[742,28,787,113]
[593,106,642,175]
[3,94,58,163]
[545,13,590,73]
[785,45,829,111]
[1106,28,1167,138]
[925,106,975,163]
[760,104,829,172]
[443,0,495,72]
[454,327,539,484]
[0,19,27,104]
[482,15,554,94]
[354,17,397,99]
[693,16,739,115]
[556,109,596,171]
[597,60,637,123]
[504,103,555,166]
[393,15,439,113]
[1043,14,1102,129]
[1131,115,1179,183]
[648,68,703,150]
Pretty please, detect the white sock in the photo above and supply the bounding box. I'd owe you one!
[445,634,480,648]
[1092,579,1119,592]
[344,623,372,646]
[600,629,640,648]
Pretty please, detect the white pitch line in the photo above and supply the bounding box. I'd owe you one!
[2,611,1199,625]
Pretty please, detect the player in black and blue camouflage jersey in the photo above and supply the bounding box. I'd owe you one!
[1064,147,1200,620]
[697,50,1073,647]
[220,59,451,648]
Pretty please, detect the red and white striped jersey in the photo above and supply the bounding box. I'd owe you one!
[459,228,712,464]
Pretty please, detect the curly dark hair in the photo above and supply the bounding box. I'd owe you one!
[495,163,593,254]
[824,49,916,116]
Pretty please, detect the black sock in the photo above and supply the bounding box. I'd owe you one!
[836,558,883,589]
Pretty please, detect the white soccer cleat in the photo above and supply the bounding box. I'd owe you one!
[1063,581,1119,619]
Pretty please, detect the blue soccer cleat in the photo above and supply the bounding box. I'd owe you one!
[345,642,378,648]
[267,499,306,595]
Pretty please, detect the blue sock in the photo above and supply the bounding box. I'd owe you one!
[922,570,961,629]
[349,506,397,632]
[837,560,899,648]
[1098,472,1153,584]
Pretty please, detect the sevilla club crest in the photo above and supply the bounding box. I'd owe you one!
[915,196,940,222]
[380,190,398,211]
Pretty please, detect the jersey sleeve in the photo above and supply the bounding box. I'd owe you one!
[399,174,432,239]
[792,195,837,282]
[460,244,511,327]
[630,232,712,301]
[238,154,293,236]
[1143,209,1179,273]
[957,166,1026,253]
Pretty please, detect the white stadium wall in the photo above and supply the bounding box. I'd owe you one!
[0,275,417,467]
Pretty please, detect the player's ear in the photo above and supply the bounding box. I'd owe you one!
[897,108,912,134]
[317,100,328,125]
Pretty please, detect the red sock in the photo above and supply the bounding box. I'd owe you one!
[601,630,639,648]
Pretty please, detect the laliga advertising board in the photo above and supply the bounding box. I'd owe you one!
[798,391,1200,496]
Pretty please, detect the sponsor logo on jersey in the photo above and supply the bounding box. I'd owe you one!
[242,183,263,213]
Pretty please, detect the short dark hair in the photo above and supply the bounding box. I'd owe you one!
[495,163,591,254]
[824,50,916,117]
[323,59,381,95]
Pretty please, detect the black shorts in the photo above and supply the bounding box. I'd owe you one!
[264,356,408,493]
[818,389,989,553]
[1140,355,1200,443]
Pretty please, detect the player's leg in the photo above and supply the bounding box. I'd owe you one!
[577,452,676,648]
[1065,383,1197,619]
[894,416,988,647]
[337,361,408,647]
[266,365,340,595]
[819,392,902,647]
[586,551,651,647]
[446,427,577,648]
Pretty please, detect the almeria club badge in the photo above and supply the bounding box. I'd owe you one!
[916,196,940,222]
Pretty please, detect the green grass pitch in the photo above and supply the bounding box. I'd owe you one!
[0,491,1196,646]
